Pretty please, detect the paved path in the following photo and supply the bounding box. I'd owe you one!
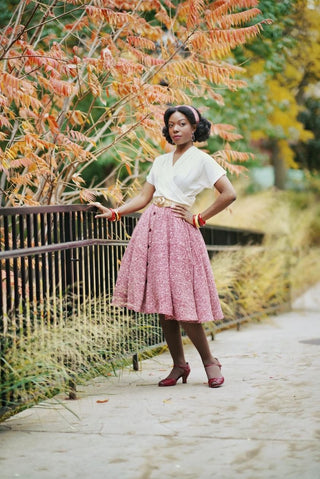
[1,285,320,479]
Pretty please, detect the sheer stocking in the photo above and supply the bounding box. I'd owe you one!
[159,315,188,380]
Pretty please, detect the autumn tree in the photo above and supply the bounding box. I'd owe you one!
[229,0,320,189]
[0,0,270,206]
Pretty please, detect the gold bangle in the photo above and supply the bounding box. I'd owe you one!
[194,214,200,229]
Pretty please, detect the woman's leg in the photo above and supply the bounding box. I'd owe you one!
[181,322,223,380]
[159,315,188,379]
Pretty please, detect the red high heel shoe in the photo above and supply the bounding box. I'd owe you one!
[205,358,224,388]
[158,363,190,387]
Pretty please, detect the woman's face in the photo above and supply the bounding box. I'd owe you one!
[167,111,195,146]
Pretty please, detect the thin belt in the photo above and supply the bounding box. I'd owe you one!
[152,196,186,208]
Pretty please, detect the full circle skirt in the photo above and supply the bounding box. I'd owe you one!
[111,204,224,323]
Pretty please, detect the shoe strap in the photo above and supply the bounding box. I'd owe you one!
[173,363,189,371]
[204,360,221,369]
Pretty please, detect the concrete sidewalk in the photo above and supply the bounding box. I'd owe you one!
[1,285,320,479]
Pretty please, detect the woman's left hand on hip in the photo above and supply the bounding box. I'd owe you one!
[171,205,193,225]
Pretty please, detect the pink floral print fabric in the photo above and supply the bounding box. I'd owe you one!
[112,204,223,323]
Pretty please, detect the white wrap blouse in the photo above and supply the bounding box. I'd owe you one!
[146,146,226,207]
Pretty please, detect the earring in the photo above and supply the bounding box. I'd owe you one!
[192,132,195,142]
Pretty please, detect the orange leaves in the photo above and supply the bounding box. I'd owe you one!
[117,38,165,68]
[68,129,96,146]
[127,36,156,51]
[186,0,206,29]
[213,144,253,176]
[45,115,59,134]
[67,110,88,127]
[56,133,86,159]
[0,114,11,129]
[208,91,225,106]
[144,84,173,105]
[24,134,55,151]
[0,0,267,205]
[86,6,132,27]
[87,66,102,98]
[0,72,38,111]
[114,58,144,76]
[209,0,259,19]
[71,173,85,187]
[212,124,243,142]
[155,9,174,30]
[38,76,75,97]
[218,8,262,28]
[18,41,75,78]
[113,78,141,98]
[80,189,97,203]
[1,71,45,114]
[50,78,75,97]
[100,47,114,69]
[0,72,20,95]
[164,57,245,91]
[163,0,176,8]
[209,24,266,50]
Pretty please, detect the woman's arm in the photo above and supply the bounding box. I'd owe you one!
[92,181,155,219]
[171,175,236,225]
[199,175,237,221]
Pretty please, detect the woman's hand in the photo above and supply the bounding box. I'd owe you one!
[171,205,194,225]
[90,202,113,219]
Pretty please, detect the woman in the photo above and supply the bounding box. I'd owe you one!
[93,105,236,388]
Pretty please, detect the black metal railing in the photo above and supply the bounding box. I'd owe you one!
[0,205,264,415]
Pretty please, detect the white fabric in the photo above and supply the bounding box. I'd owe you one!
[146,146,226,207]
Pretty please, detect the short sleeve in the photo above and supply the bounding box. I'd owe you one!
[201,156,226,189]
[146,157,158,186]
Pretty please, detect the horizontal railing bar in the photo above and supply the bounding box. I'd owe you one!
[0,206,263,236]
[0,241,265,260]
[0,239,129,259]
[0,205,96,215]
[206,245,265,252]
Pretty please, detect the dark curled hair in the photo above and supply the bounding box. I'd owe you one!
[162,105,211,145]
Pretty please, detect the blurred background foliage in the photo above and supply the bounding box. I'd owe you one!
[205,0,320,190]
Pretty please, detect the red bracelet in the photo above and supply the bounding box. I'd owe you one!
[192,215,199,228]
[198,213,206,227]
[193,214,205,228]
[109,209,121,221]
[192,215,196,227]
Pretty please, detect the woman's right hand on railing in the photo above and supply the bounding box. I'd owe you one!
[90,202,113,219]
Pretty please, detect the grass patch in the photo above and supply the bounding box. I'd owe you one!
[197,183,320,318]
[0,301,162,421]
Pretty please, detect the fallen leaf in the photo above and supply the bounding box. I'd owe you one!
[96,399,109,403]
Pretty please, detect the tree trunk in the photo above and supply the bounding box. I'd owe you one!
[271,141,287,190]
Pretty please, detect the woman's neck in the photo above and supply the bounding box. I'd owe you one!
[174,142,194,155]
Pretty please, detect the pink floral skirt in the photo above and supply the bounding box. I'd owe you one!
[111,204,223,323]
